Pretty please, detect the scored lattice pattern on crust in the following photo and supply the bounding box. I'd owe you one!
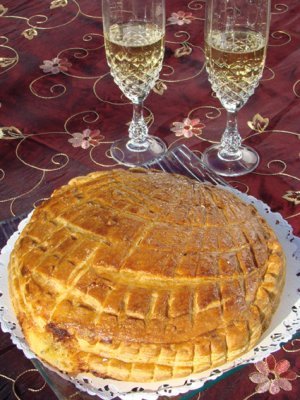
[9,169,285,382]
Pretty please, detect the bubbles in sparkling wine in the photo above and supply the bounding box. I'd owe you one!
[205,30,266,112]
[105,22,164,103]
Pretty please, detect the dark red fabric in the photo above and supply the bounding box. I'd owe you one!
[0,1,299,399]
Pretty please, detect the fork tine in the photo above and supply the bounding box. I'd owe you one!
[144,144,229,186]
[171,145,214,184]
[156,160,167,172]
[175,145,228,186]
[168,150,206,183]
[157,155,178,173]
[172,146,206,178]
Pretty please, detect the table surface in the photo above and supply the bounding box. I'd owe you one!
[0,0,299,399]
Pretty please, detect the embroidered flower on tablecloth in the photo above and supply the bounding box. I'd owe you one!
[50,0,68,9]
[247,113,269,133]
[0,4,8,16]
[0,126,24,140]
[22,28,38,40]
[0,57,17,68]
[249,354,297,394]
[171,117,205,138]
[40,57,71,74]
[153,80,167,95]
[168,11,195,26]
[282,190,300,205]
[68,128,101,149]
[174,44,192,58]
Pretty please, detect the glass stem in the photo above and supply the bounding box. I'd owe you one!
[127,100,149,151]
[218,110,242,161]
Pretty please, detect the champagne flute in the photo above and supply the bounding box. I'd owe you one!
[102,0,166,167]
[203,0,270,176]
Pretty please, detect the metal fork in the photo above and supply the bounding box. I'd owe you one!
[145,144,229,186]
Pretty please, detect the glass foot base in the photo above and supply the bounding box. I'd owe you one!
[110,136,167,167]
[203,144,260,177]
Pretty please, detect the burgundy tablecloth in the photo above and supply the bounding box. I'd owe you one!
[0,1,299,399]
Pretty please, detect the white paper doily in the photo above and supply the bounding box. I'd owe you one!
[1,187,300,400]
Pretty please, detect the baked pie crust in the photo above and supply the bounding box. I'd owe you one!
[9,169,285,382]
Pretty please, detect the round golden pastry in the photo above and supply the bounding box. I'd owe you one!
[9,169,285,382]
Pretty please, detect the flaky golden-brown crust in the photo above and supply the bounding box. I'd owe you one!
[9,169,285,382]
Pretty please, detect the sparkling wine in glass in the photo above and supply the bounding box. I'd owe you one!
[102,0,166,166]
[203,0,270,176]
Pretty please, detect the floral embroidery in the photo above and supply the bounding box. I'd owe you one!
[0,4,8,16]
[282,190,300,205]
[249,354,297,395]
[153,80,167,95]
[168,11,195,26]
[22,28,38,40]
[0,126,24,140]
[171,117,205,138]
[40,57,71,74]
[0,57,17,68]
[50,0,68,9]
[247,113,269,133]
[174,44,192,58]
[68,128,101,149]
